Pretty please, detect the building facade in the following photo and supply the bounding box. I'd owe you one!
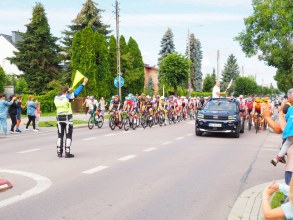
[144,64,159,94]
[0,31,23,76]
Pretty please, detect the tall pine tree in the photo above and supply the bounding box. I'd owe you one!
[221,54,240,89]
[61,0,111,83]
[158,28,175,63]
[9,3,60,94]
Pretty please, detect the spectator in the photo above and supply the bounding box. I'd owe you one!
[263,89,293,184]
[25,95,38,131]
[15,95,23,133]
[99,97,107,116]
[262,180,293,219]
[83,96,90,115]
[35,100,41,130]
[0,94,16,135]
[8,94,19,133]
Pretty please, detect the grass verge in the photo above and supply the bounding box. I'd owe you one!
[38,120,87,127]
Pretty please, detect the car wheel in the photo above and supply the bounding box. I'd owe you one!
[195,129,203,136]
[240,118,245,133]
[233,126,240,138]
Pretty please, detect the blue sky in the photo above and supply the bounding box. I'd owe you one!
[0,0,276,87]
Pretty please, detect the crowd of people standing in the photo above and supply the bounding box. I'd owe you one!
[0,93,41,135]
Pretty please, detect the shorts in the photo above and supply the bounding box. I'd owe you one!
[17,111,21,120]
[255,109,261,115]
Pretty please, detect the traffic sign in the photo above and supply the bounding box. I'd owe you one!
[114,76,124,88]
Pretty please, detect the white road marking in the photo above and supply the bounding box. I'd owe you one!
[83,137,96,141]
[104,133,117,137]
[82,166,108,174]
[143,148,156,152]
[0,169,52,209]
[118,155,137,161]
[186,133,193,136]
[176,137,184,140]
[162,141,172,145]
[261,148,279,152]
[17,149,41,154]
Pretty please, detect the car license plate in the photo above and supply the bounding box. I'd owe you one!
[209,123,222,128]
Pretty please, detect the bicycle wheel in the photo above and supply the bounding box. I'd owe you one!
[255,117,259,134]
[141,115,148,129]
[109,115,116,130]
[263,119,267,130]
[131,117,137,130]
[97,116,104,128]
[168,110,173,124]
[88,116,95,129]
[158,112,164,126]
[148,116,154,128]
[124,117,130,131]
[248,117,252,131]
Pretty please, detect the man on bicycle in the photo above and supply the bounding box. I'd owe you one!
[252,97,263,130]
[109,95,122,126]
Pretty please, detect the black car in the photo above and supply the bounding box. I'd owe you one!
[195,98,245,138]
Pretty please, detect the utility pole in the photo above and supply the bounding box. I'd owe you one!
[217,49,220,82]
[187,29,191,97]
[115,0,121,100]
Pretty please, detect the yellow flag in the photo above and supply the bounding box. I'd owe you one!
[72,70,85,88]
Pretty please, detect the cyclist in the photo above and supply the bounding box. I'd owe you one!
[251,97,263,130]
[109,95,122,126]
[144,95,154,118]
[158,96,168,125]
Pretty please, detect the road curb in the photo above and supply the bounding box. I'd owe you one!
[0,179,13,192]
[228,179,284,220]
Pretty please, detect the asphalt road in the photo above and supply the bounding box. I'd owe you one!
[0,120,284,220]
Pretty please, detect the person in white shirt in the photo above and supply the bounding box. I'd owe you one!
[212,82,226,98]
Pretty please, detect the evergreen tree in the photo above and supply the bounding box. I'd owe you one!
[71,27,98,96]
[211,68,216,85]
[127,37,145,95]
[187,34,203,91]
[0,66,6,93]
[145,77,154,96]
[61,0,111,82]
[109,35,117,94]
[158,28,175,63]
[221,54,240,89]
[8,3,60,94]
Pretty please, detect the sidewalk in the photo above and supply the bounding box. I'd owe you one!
[228,179,284,220]
[1,113,91,138]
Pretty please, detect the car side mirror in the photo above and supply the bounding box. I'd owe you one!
[197,107,202,111]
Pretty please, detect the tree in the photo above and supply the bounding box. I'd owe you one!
[9,3,60,94]
[158,28,175,63]
[145,77,154,96]
[61,0,111,83]
[0,66,6,93]
[159,53,190,96]
[235,0,293,91]
[15,77,29,93]
[234,76,258,96]
[221,54,240,89]
[203,74,214,92]
[109,35,117,94]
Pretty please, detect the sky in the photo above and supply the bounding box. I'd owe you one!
[0,0,277,87]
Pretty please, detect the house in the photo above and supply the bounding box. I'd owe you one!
[0,31,23,76]
[144,64,159,94]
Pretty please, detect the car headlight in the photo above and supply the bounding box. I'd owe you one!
[197,113,204,119]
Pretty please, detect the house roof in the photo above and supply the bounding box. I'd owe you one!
[0,34,16,47]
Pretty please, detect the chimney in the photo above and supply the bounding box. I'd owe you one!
[11,31,22,45]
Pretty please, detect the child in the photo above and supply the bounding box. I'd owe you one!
[35,100,41,130]
[271,104,293,166]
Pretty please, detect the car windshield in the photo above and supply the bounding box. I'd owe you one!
[203,100,237,112]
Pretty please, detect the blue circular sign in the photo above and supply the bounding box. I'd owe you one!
[114,76,124,88]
